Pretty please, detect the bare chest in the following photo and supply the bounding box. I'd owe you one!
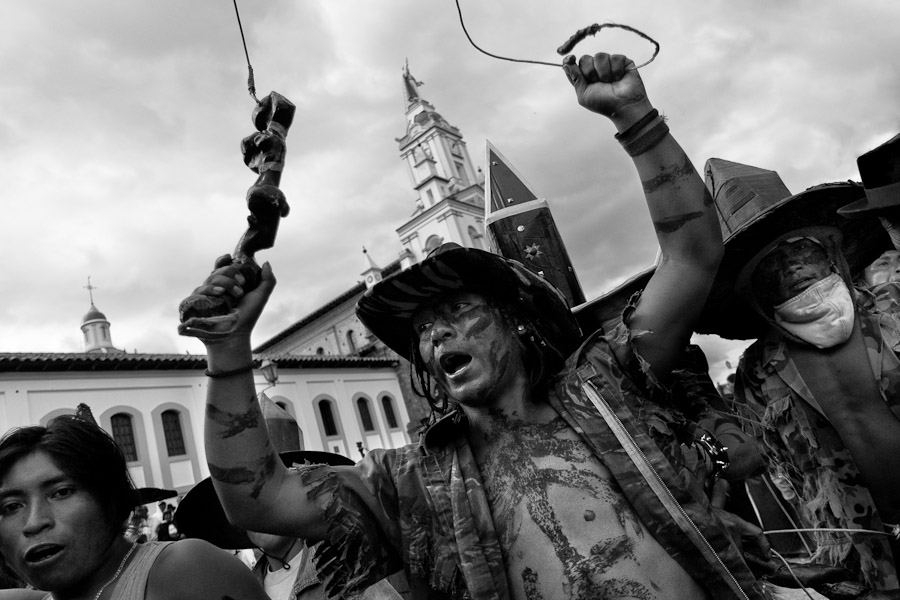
[471,416,705,600]
[788,331,900,519]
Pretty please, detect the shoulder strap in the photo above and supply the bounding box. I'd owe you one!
[581,381,752,600]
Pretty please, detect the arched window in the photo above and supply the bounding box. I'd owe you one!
[346,330,357,354]
[161,410,186,456]
[381,396,399,429]
[424,235,443,255]
[455,161,469,186]
[111,413,138,462]
[468,226,484,250]
[316,347,325,356]
[357,398,375,432]
[318,400,338,437]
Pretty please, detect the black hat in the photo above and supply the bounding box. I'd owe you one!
[174,451,355,549]
[356,243,582,369]
[838,132,900,217]
[695,158,883,339]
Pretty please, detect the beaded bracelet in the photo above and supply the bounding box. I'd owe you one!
[205,364,255,378]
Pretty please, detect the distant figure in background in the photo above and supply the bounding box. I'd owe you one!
[0,412,270,600]
[146,501,166,542]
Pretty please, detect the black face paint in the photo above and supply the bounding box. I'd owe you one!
[207,401,263,438]
[208,452,276,499]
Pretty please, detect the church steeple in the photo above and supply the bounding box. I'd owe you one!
[360,247,384,290]
[395,61,486,266]
[80,278,121,354]
[402,60,422,105]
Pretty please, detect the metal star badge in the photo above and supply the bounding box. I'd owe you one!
[524,243,543,260]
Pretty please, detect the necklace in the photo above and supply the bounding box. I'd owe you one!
[262,538,297,572]
[48,541,137,600]
[92,541,138,600]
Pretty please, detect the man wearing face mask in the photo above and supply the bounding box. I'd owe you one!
[695,158,900,592]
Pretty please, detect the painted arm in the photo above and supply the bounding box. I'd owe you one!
[562,53,723,378]
[186,257,329,540]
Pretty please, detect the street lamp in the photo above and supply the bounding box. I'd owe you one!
[258,359,279,392]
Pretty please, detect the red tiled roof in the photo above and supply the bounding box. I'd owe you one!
[253,260,402,352]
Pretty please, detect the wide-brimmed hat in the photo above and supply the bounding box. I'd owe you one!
[695,158,885,340]
[356,243,582,368]
[174,450,354,549]
[136,487,178,505]
[838,132,900,217]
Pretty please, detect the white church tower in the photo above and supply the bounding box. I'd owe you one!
[395,62,486,268]
[80,278,122,354]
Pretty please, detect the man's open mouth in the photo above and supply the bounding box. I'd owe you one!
[24,544,64,565]
[439,352,472,376]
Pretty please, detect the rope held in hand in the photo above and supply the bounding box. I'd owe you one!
[453,0,659,70]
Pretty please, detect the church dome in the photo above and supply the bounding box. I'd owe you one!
[82,304,107,324]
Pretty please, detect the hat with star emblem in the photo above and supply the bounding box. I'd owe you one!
[483,140,586,307]
[356,243,582,370]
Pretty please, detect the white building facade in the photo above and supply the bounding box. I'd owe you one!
[0,353,409,497]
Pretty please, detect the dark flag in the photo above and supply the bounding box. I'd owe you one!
[484,141,586,307]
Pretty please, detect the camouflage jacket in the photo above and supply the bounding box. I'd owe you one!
[859,281,900,317]
[252,545,402,600]
[299,324,765,600]
[734,306,900,590]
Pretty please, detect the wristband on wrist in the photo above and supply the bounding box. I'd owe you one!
[205,363,256,378]
[619,116,670,157]
[614,108,659,141]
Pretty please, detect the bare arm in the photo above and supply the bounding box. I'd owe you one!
[187,258,328,540]
[562,53,723,378]
[0,591,46,600]
[146,538,271,600]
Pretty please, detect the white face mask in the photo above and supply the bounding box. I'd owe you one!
[773,273,855,349]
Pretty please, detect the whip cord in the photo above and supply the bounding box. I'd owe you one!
[453,0,659,70]
[232,0,260,104]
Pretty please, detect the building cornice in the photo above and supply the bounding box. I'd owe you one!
[0,352,398,373]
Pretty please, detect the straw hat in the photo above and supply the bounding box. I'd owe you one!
[356,242,582,371]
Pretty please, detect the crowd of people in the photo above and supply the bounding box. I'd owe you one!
[0,49,898,600]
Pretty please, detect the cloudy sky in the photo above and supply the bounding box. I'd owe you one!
[1,0,898,384]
